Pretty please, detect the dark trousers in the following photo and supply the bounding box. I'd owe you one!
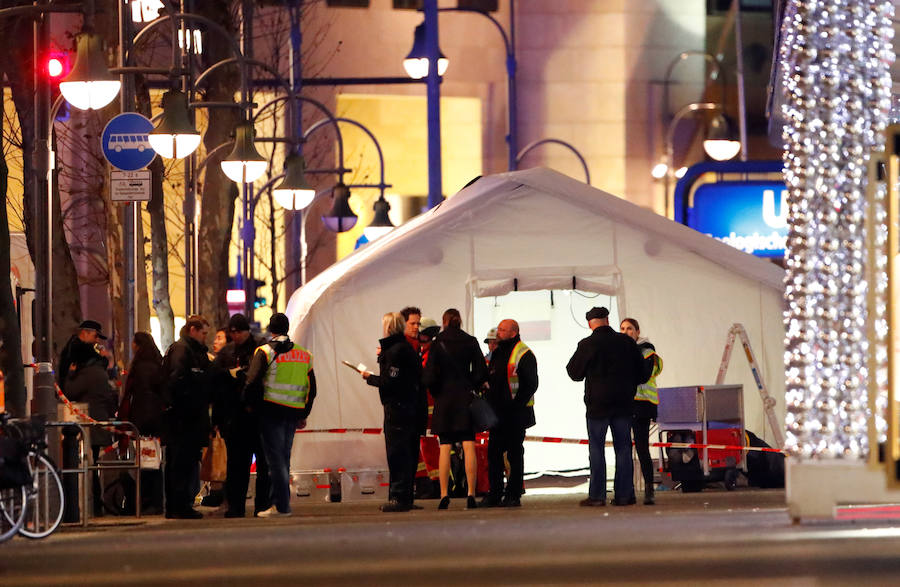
[487,424,526,499]
[587,415,634,502]
[165,442,201,514]
[225,415,271,515]
[258,408,300,513]
[632,416,654,491]
[383,419,420,505]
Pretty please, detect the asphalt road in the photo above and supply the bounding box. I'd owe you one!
[2,489,900,586]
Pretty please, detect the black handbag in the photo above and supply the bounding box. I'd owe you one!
[469,391,498,432]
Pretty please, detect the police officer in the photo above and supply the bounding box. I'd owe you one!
[482,319,538,508]
[243,313,316,518]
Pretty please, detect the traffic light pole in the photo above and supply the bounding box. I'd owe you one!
[32,9,55,419]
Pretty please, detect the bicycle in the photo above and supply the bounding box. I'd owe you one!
[0,414,28,543]
[0,414,64,540]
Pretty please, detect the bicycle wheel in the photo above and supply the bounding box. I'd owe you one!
[19,453,64,538]
[0,485,27,543]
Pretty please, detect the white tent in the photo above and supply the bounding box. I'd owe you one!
[285,168,785,473]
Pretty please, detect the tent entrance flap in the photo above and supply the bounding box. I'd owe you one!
[468,266,623,298]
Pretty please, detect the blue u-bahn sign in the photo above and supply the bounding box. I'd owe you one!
[674,160,786,259]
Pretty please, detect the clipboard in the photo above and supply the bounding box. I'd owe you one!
[342,360,368,373]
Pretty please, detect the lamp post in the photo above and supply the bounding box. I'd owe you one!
[659,50,741,219]
[516,139,591,185]
[662,102,730,219]
[411,0,516,208]
[131,8,255,318]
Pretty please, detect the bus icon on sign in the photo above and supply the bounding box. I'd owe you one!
[108,133,150,153]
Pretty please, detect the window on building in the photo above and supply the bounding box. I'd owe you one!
[708,0,772,13]
[327,0,370,7]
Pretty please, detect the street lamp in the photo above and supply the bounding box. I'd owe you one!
[363,196,395,241]
[148,89,201,159]
[321,182,357,233]
[403,23,448,79]
[272,154,316,210]
[405,3,519,174]
[703,113,742,161]
[59,32,121,110]
[221,122,268,183]
[663,102,732,218]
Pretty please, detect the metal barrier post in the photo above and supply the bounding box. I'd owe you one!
[60,424,81,523]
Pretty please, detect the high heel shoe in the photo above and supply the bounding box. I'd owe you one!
[438,496,450,510]
[466,496,477,510]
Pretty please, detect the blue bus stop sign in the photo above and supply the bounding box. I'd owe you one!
[101,113,156,171]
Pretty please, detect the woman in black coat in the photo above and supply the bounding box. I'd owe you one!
[422,308,487,510]
[120,332,166,437]
[363,312,425,512]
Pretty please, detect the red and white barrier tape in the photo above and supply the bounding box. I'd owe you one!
[30,363,135,441]
[296,428,786,454]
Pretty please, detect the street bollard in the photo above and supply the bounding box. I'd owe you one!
[61,424,81,523]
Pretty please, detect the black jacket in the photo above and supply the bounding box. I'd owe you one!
[423,326,488,436]
[366,333,424,430]
[243,336,317,421]
[210,336,262,434]
[162,335,211,446]
[486,335,538,430]
[64,340,116,445]
[121,356,166,437]
[566,325,646,419]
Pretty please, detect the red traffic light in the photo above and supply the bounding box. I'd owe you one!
[46,51,70,79]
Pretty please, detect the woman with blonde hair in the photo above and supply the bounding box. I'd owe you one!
[362,312,425,512]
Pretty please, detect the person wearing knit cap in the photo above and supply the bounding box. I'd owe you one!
[566,307,646,507]
[242,313,317,517]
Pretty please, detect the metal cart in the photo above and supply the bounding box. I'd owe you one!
[657,384,745,492]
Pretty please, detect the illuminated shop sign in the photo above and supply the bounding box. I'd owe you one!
[686,181,787,258]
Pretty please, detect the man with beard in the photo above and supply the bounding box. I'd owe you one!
[482,319,538,508]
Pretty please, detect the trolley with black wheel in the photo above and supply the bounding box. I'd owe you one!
[656,385,746,493]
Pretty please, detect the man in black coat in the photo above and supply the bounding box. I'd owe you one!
[162,315,211,519]
[210,313,269,518]
[566,306,646,507]
[483,319,538,508]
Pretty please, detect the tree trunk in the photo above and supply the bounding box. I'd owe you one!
[196,1,241,330]
[2,11,82,363]
[0,117,25,416]
[134,77,173,346]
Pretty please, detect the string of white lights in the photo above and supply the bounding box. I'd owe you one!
[781,0,894,459]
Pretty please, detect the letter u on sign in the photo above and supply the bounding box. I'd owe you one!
[762,189,788,229]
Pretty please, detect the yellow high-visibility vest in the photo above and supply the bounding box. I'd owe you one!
[635,348,662,405]
[507,341,534,407]
[260,343,312,409]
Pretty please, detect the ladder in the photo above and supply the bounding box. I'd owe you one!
[716,323,784,449]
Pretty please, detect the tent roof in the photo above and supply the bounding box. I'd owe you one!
[287,168,784,323]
